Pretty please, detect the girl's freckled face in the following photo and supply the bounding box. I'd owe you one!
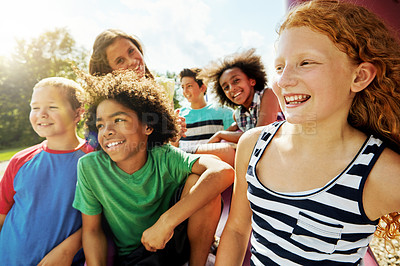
[272,26,358,124]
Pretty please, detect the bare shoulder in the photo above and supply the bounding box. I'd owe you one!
[261,88,275,98]
[364,147,400,219]
[236,126,265,164]
[372,147,400,177]
[238,127,264,149]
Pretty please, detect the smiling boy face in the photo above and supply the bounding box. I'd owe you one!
[95,99,153,173]
[29,85,80,143]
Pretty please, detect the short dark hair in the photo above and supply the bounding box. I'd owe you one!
[78,70,178,150]
[179,68,204,88]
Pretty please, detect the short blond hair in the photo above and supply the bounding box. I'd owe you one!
[33,77,84,110]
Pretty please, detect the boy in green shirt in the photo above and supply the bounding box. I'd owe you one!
[73,70,234,265]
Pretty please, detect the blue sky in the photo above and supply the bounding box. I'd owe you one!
[0,0,287,75]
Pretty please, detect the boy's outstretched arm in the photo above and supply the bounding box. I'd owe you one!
[141,155,234,251]
[214,128,260,265]
[82,213,107,266]
[38,228,82,266]
[207,131,243,144]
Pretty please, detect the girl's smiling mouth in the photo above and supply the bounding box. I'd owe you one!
[284,94,310,105]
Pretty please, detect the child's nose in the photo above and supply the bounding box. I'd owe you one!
[277,66,297,89]
[104,124,116,137]
[38,109,48,118]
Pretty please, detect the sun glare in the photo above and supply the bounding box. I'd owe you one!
[0,0,62,57]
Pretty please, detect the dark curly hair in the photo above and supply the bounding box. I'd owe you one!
[77,69,178,150]
[199,48,267,108]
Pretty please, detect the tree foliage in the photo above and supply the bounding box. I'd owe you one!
[0,28,88,149]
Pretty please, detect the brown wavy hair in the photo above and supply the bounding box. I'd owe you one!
[280,0,400,241]
[89,29,154,79]
[200,48,267,108]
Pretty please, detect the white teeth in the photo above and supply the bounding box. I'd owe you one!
[285,94,309,104]
[233,92,241,98]
[106,141,123,148]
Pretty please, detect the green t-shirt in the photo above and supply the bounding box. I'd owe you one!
[73,144,200,255]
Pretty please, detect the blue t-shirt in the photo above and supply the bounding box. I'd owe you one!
[179,103,234,152]
[0,141,91,265]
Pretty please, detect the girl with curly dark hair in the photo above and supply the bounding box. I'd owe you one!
[200,48,283,145]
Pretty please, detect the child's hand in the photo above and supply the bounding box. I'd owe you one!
[175,110,187,138]
[141,219,174,252]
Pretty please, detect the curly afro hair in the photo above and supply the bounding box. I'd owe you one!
[77,69,178,150]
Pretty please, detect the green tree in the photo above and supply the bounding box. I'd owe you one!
[0,28,88,149]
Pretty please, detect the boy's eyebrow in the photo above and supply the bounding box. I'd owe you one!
[30,100,56,105]
[96,111,130,122]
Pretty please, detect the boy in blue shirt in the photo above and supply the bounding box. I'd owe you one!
[0,77,90,265]
[73,70,234,265]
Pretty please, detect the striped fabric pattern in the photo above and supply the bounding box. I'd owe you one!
[183,119,225,141]
[179,119,225,152]
[178,104,234,153]
[246,121,385,265]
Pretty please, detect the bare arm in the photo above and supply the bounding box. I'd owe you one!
[0,214,6,232]
[215,127,262,265]
[141,155,234,251]
[226,122,239,132]
[363,148,400,220]
[38,228,82,266]
[82,213,107,266]
[256,88,281,127]
[207,131,243,144]
[208,115,241,144]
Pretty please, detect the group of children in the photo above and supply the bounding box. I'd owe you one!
[1,0,400,265]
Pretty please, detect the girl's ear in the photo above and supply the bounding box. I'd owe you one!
[351,62,377,93]
[249,78,256,87]
[145,125,154,135]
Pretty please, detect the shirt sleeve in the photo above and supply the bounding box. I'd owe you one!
[0,161,17,214]
[165,145,201,185]
[72,158,103,215]
[223,107,235,130]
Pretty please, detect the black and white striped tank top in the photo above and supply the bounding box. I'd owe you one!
[246,121,385,265]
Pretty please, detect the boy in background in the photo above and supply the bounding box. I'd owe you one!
[176,68,236,167]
